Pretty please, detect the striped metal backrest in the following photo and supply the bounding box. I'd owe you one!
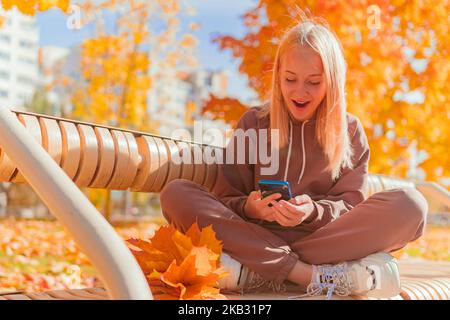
[365,174,416,198]
[0,110,417,195]
[0,111,219,192]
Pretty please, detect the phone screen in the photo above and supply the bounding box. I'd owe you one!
[258,180,292,201]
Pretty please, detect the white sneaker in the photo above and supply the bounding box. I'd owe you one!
[303,252,401,300]
[218,252,286,293]
[218,252,244,290]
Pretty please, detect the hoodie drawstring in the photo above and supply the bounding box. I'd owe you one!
[283,120,309,184]
[283,121,293,181]
[297,120,308,184]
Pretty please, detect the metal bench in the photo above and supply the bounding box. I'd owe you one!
[0,108,448,300]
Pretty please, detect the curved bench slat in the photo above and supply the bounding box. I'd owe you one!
[74,124,99,187]
[40,118,63,166]
[150,137,170,192]
[176,141,194,182]
[118,132,141,190]
[59,121,81,179]
[90,127,116,188]
[162,138,182,187]
[0,148,16,181]
[107,130,130,189]
[130,135,159,192]
[203,147,219,191]
[192,145,207,187]
[12,114,43,183]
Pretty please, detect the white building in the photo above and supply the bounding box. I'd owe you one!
[148,69,192,137]
[39,45,70,112]
[0,7,39,110]
[148,69,231,139]
[186,69,229,111]
[185,70,231,146]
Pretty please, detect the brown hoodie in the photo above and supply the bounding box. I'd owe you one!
[212,106,370,232]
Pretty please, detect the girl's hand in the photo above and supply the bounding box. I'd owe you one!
[270,194,315,227]
[244,190,281,222]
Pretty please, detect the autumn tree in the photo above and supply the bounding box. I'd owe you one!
[52,0,199,217]
[208,0,449,188]
[0,0,69,16]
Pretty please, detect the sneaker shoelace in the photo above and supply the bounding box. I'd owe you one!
[242,271,287,294]
[289,263,353,300]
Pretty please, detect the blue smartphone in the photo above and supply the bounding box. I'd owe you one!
[258,180,292,201]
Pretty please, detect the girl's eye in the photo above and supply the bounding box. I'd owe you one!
[285,78,296,82]
[309,82,321,86]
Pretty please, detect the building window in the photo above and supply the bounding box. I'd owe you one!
[17,75,34,86]
[205,76,213,86]
[18,56,35,65]
[0,90,8,98]
[0,51,10,61]
[0,34,11,43]
[0,70,9,81]
[19,39,34,49]
[20,21,36,30]
[17,93,28,102]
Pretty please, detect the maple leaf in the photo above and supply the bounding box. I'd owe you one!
[127,223,228,300]
[185,223,223,256]
[158,247,227,300]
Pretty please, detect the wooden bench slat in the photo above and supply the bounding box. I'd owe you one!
[107,130,131,189]
[84,287,109,297]
[1,294,33,300]
[40,118,63,166]
[13,114,43,183]
[118,132,140,189]
[192,146,207,187]
[59,121,81,179]
[90,127,116,188]
[405,280,442,300]
[176,141,194,181]
[74,124,99,187]
[203,149,218,192]
[151,137,170,192]
[62,289,108,300]
[130,135,159,192]
[25,292,60,300]
[163,139,182,187]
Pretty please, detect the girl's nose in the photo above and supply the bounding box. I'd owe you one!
[295,87,310,100]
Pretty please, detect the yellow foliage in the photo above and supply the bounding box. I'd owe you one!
[72,31,152,128]
[61,0,198,135]
[0,0,69,15]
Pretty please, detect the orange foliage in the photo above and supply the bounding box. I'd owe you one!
[0,0,70,15]
[211,1,450,186]
[202,94,249,128]
[127,223,228,300]
[0,219,447,296]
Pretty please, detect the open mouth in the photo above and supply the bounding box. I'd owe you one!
[292,99,310,109]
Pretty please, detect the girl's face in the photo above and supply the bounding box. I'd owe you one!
[280,44,327,122]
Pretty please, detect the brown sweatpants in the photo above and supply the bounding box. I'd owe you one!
[160,179,428,284]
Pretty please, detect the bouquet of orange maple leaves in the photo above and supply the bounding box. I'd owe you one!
[127,223,229,300]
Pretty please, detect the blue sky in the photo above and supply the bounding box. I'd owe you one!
[36,0,260,103]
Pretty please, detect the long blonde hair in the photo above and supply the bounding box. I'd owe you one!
[259,16,354,182]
